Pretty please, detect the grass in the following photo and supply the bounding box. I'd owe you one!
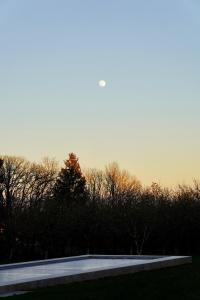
[1,257,199,300]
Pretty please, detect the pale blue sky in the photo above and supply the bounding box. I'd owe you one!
[0,0,200,186]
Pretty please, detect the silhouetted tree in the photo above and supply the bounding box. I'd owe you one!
[104,162,141,200]
[2,153,200,261]
[54,153,88,206]
[0,159,4,207]
[84,168,104,201]
[0,159,5,246]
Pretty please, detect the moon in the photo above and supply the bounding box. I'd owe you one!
[98,80,106,88]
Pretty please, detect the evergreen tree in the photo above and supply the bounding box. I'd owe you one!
[54,153,87,205]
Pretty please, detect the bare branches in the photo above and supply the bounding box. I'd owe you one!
[0,156,58,210]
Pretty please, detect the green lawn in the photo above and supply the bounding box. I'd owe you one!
[1,257,199,300]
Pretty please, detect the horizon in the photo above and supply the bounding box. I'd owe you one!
[0,152,198,189]
[1,0,200,186]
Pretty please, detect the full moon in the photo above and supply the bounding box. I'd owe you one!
[98,80,106,88]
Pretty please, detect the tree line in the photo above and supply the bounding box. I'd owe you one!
[0,153,200,261]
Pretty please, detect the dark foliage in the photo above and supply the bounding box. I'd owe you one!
[54,153,88,206]
[0,154,200,262]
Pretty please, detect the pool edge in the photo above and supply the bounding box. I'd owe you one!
[0,255,192,295]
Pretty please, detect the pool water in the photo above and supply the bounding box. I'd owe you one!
[0,258,152,285]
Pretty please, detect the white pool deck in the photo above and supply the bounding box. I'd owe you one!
[0,255,192,295]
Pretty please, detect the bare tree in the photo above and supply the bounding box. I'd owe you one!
[104,162,141,199]
[0,155,58,210]
[21,157,58,208]
[84,168,104,200]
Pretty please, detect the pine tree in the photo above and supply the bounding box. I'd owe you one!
[54,153,87,205]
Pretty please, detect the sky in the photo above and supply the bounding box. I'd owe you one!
[0,0,200,186]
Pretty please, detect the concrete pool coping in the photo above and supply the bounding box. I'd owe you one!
[0,255,192,295]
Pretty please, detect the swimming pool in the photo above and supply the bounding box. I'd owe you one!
[0,255,192,295]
